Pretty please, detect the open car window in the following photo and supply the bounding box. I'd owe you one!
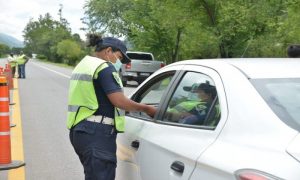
[128,72,175,120]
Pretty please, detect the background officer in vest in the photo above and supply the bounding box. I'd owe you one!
[16,51,29,79]
[7,53,17,77]
[68,34,156,180]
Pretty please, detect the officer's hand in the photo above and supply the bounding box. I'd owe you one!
[145,106,157,118]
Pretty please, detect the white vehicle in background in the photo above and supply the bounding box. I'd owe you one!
[120,51,165,86]
[32,53,37,59]
[116,59,300,180]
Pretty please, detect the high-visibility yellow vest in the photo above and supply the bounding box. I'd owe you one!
[169,100,206,113]
[7,56,17,67]
[16,55,27,65]
[67,56,125,132]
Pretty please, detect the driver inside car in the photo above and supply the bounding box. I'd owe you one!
[165,81,217,125]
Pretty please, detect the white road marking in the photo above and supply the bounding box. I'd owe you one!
[31,62,71,79]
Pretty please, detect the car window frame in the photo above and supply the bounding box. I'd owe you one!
[154,64,227,131]
[128,70,182,121]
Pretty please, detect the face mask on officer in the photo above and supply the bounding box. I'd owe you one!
[113,54,122,71]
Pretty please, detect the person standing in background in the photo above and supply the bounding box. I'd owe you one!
[16,52,29,79]
[7,53,17,77]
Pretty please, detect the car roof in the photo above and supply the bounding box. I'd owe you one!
[171,58,300,79]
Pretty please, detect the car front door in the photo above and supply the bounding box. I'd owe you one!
[130,65,227,180]
[116,67,179,180]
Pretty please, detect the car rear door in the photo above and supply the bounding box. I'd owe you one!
[126,65,227,180]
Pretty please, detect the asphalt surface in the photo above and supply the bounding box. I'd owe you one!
[0,59,137,180]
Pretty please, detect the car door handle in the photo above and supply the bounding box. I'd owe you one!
[131,140,140,149]
[171,161,185,173]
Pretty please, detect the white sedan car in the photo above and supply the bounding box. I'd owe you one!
[116,59,300,180]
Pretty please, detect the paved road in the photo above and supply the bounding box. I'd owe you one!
[0,59,138,180]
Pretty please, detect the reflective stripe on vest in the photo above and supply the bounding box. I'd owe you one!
[70,73,93,81]
[112,71,125,132]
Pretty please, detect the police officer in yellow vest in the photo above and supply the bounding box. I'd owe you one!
[7,53,17,77]
[16,52,29,79]
[67,34,156,180]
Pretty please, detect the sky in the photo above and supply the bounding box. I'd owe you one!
[0,0,87,42]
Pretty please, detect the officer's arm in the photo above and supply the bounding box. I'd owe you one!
[107,91,156,117]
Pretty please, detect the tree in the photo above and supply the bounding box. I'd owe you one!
[23,11,74,62]
[0,44,10,57]
[11,47,24,55]
[84,0,198,63]
[56,39,83,65]
[83,0,296,61]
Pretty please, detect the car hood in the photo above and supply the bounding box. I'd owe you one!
[287,133,300,162]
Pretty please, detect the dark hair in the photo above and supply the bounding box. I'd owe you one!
[287,44,300,58]
[87,33,118,52]
[197,81,217,98]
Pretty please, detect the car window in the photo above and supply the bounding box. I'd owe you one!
[162,72,221,128]
[128,73,175,119]
[251,78,300,131]
[126,53,153,60]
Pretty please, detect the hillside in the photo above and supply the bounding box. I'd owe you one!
[0,33,24,48]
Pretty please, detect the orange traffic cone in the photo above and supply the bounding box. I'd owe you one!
[0,67,16,128]
[5,64,14,90]
[4,65,15,106]
[0,76,25,170]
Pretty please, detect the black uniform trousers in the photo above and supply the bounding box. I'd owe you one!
[69,120,117,180]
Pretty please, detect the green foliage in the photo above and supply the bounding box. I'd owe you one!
[56,39,83,65]
[83,0,299,62]
[0,43,10,57]
[22,0,300,65]
[11,47,24,55]
[36,54,47,60]
[23,13,72,61]
[23,6,85,64]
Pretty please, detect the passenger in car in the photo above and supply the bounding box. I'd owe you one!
[166,82,217,125]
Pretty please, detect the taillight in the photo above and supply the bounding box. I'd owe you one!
[125,62,131,69]
[160,63,165,68]
[235,169,281,180]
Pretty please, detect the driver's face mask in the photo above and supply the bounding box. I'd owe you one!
[187,92,199,101]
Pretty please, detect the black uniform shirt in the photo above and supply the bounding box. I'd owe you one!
[93,63,122,118]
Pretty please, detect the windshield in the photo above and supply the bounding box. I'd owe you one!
[251,78,300,131]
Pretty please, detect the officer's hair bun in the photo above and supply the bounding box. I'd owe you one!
[87,33,103,47]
